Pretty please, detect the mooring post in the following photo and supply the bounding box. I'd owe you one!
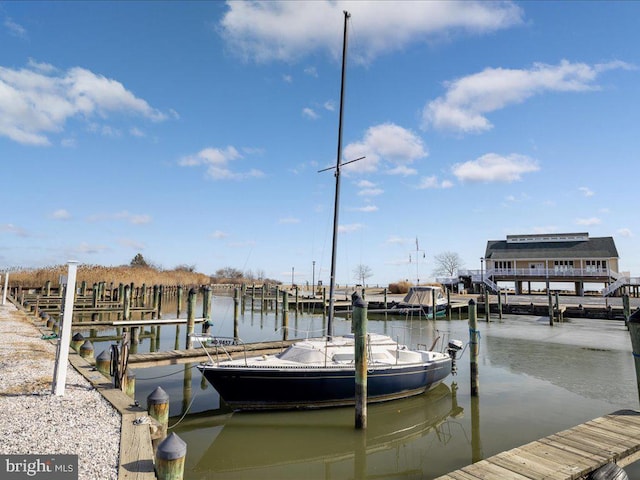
[279,290,288,341]
[623,293,630,329]
[202,286,212,334]
[383,287,387,310]
[71,332,84,352]
[294,286,299,313]
[155,432,186,480]
[497,289,503,321]
[548,288,554,326]
[447,289,451,321]
[176,286,183,319]
[353,291,368,429]
[484,287,490,322]
[185,288,196,349]
[158,285,164,319]
[233,287,240,341]
[431,288,437,320]
[469,299,479,396]
[628,310,640,406]
[79,340,94,359]
[45,280,51,297]
[152,285,159,319]
[147,386,170,445]
[95,349,111,378]
[124,369,135,399]
[275,285,279,314]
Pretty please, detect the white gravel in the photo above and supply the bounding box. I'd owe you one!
[0,302,120,480]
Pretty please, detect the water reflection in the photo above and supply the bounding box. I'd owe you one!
[172,383,464,479]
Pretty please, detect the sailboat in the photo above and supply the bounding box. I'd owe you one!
[195,11,462,411]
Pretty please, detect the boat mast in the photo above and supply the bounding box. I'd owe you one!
[327,10,350,340]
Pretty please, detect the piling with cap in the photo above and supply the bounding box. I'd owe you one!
[185,288,196,349]
[79,340,94,359]
[70,332,84,352]
[155,432,186,480]
[148,386,170,443]
[95,349,112,378]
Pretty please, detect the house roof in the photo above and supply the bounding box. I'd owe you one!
[485,236,619,260]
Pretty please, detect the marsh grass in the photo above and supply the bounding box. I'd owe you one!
[7,264,211,288]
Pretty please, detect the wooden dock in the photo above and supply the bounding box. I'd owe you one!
[434,409,640,480]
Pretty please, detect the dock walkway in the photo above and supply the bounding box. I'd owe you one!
[434,409,640,479]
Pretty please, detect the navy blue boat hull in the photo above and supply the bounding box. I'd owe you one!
[198,358,452,410]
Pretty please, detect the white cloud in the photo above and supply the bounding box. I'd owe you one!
[0,62,168,145]
[282,74,293,83]
[338,223,364,233]
[179,146,265,180]
[4,17,26,38]
[385,235,405,245]
[0,223,29,237]
[532,226,558,234]
[302,107,318,119]
[219,1,523,63]
[452,153,539,182]
[387,165,417,176]
[304,66,318,77]
[351,205,378,213]
[50,209,71,220]
[130,127,145,137]
[356,180,376,188]
[87,211,151,225]
[358,188,384,197]
[618,228,633,238]
[211,230,229,239]
[579,186,594,197]
[423,60,635,133]
[344,123,427,174]
[575,217,601,226]
[417,175,453,189]
[323,100,335,111]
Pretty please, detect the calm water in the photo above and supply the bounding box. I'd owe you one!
[78,295,640,479]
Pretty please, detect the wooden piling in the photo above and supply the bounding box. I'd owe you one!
[353,292,367,429]
[233,287,240,341]
[123,368,135,398]
[623,294,630,329]
[282,290,289,341]
[79,340,94,359]
[497,289,503,321]
[469,299,479,396]
[147,386,169,446]
[71,332,84,352]
[484,287,490,322]
[95,349,111,378]
[202,286,212,334]
[628,310,640,406]
[432,288,436,320]
[185,288,196,349]
[155,432,186,480]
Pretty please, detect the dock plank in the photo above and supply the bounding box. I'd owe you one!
[433,410,640,480]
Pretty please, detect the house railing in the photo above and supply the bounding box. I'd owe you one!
[460,268,617,279]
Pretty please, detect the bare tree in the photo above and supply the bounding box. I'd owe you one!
[432,252,464,277]
[353,264,373,285]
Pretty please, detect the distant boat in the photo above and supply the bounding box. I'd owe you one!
[387,285,448,318]
[195,11,462,411]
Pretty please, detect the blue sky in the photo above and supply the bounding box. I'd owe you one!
[1,1,639,286]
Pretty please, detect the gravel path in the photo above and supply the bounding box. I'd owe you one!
[0,302,120,480]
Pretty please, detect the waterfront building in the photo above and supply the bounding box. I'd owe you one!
[467,232,622,295]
